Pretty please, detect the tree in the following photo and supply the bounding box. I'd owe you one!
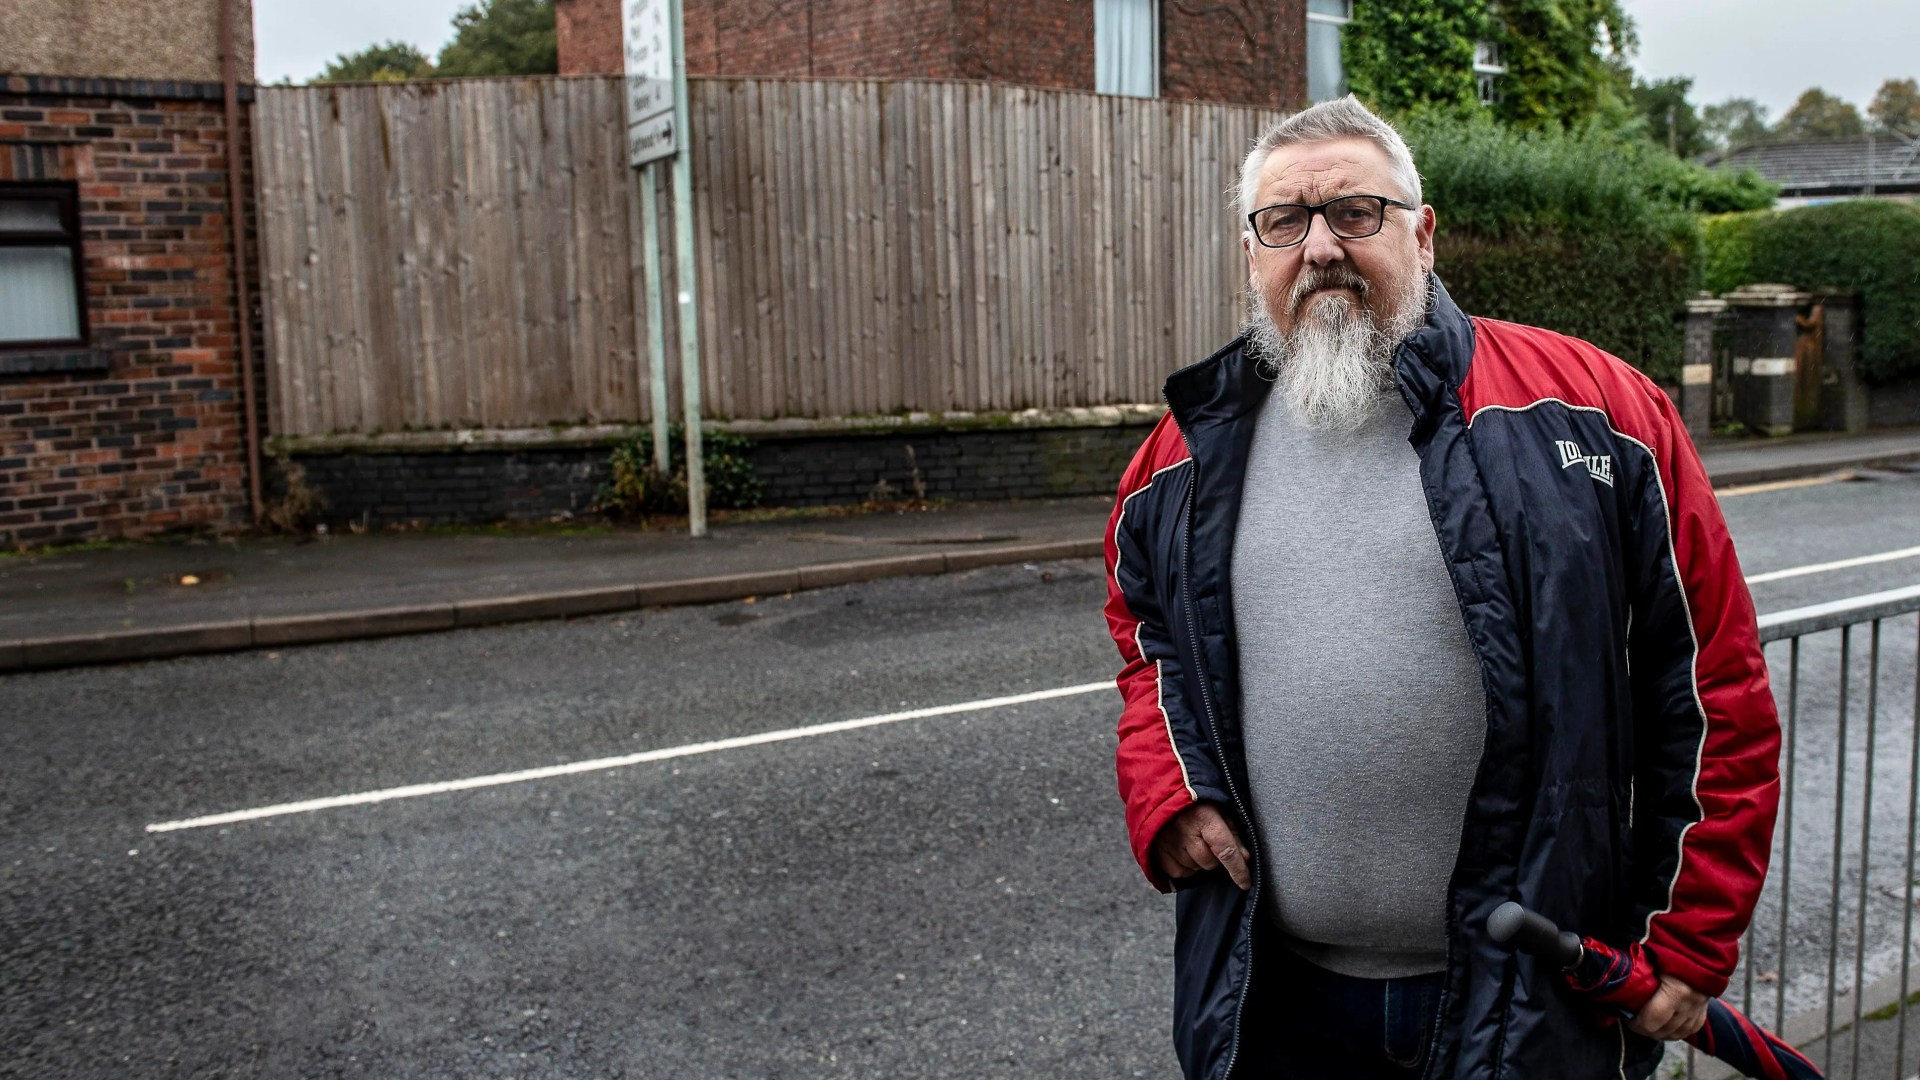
[1631,75,1707,158]
[1342,0,1635,129]
[434,0,559,78]
[1868,77,1920,135]
[1701,97,1769,150]
[313,41,434,84]
[1343,0,1488,115]
[1487,0,1638,129]
[1774,88,1864,139]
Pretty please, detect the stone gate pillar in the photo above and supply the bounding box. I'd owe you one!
[1722,283,1809,436]
[1681,295,1724,439]
[1813,291,1867,433]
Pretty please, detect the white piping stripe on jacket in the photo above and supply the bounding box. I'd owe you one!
[1113,457,1198,804]
[1111,459,1195,594]
[1466,398,1712,950]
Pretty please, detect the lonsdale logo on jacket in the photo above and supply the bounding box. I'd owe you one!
[1556,439,1615,487]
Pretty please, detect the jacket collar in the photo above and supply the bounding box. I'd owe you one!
[1162,273,1473,437]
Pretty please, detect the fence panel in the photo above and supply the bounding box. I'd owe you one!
[255,77,1278,435]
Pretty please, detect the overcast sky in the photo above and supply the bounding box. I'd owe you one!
[254,0,1916,117]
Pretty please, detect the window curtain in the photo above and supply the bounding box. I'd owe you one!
[0,248,80,343]
[1307,20,1346,102]
[1095,0,1158,98]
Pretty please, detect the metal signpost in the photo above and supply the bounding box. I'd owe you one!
[624,0,706,537]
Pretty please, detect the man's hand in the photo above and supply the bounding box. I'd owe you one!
[1627,974,1710,1042]
[1150,803,1251,890]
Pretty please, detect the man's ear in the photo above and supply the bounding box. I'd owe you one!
[1415,205,1437,274]
[1242,233,1259,283]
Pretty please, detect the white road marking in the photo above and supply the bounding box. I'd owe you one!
[1717,471,1854,498]
[1745,544,1920,585]
[145,539,1920,835]
[144,682,1113,833]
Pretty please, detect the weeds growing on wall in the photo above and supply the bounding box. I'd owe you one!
[597,427,763,520]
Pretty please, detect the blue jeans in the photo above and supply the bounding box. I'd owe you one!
[1245,943,1444,1079]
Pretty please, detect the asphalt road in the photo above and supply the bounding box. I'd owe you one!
[4,466,1919,1080]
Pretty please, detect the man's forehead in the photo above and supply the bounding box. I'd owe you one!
[1255,138,1397,197]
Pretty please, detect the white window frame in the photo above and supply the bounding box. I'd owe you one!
[1306,0,1353,103]
[1473,40,1507,106]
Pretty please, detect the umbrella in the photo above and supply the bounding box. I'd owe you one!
[1488,902,1822,1080]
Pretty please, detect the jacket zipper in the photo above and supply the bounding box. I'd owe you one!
[1412,405,1481,1080]
[1168,408,1262,1080]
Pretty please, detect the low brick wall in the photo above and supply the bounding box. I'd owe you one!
[287,423,1150,527]
[283,450,605,527]
[750,426,1138,506]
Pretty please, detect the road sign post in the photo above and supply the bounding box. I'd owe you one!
[668,0,705,538]
[624,0,705,536]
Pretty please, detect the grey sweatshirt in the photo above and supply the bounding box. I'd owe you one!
[1229,389,1489,979]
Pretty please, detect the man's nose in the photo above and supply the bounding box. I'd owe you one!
[1299,212,1347,265]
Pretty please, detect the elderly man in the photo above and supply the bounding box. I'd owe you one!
[1103,97,1780,1079]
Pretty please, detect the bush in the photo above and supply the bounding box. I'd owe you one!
[597,426,763,519]
[1400,112,1775,380]
[1704,201,1920,382]
[1434,230,1695,381]
[1700,212,1766,295]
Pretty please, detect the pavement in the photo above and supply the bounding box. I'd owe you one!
[4,425,1918,674]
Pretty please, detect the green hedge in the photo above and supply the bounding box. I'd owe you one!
[1399,113,1774,380]
[1699,212,1765,295]
[1704,201,1920,382]
[1433,231,1695,381]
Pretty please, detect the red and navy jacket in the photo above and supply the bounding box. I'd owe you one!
[1103,277,1781,1080]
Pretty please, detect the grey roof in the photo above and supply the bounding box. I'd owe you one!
[1702,136,1920,195]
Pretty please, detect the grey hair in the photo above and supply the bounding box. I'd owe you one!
[1233,96,1423,219]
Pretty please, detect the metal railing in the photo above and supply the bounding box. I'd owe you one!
[1687,583,1920,1080]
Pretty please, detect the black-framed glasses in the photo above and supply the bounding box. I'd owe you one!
[1246,194,1417,249]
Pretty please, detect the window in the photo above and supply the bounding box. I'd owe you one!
[1096,0,1159,98]
[1473,40,1507,106]
[0,184,85,349]
[1307,0,1353,103]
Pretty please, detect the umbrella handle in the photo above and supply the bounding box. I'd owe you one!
[1487,901,1585,970]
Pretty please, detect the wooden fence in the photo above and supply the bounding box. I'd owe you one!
[254,77,1279,435]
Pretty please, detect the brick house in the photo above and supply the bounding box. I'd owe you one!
[0,0,261,548]
[559,0,1370,109]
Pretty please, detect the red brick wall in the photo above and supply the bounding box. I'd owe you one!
[805,0,957,79]
[0,76,253,547]
[558,0,1307,105]
[680,0,958,80]
[557,0,623,77]
[1162,0,1308,108]
[691,0,818,78]
[952,0,1091,89]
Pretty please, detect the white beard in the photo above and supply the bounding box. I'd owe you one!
[1245,270,1428,433]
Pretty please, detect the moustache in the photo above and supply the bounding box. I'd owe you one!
[1289,266,1372,314]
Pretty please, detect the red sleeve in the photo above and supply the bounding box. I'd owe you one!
[1635,383,1782,996]
[1104,415,1203,890]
